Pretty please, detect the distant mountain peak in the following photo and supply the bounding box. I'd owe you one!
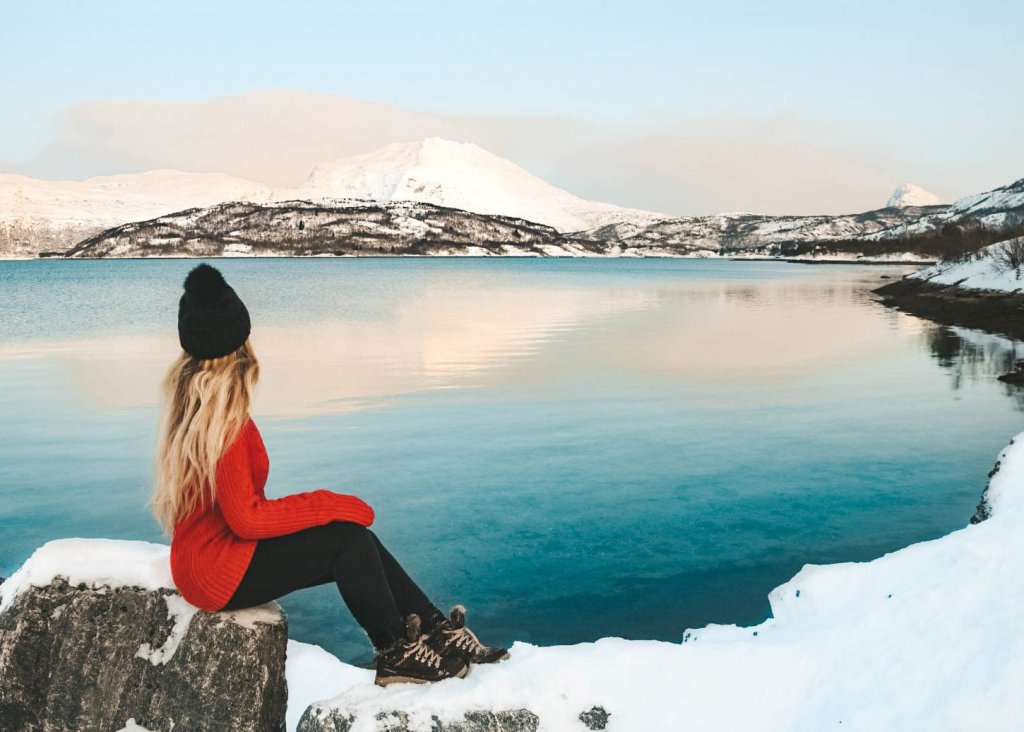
[296,137,664,232]
[886,183,941,208]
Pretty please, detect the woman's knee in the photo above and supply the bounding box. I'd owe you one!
[327,519,369,533]
[325,520,372,547]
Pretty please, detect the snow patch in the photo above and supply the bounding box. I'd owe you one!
[114,720,156,732]
[285,640,374,732]
[0,538,174,614]
[910,238,1024,292]
[221,603,286,630]
[135,593,198,666]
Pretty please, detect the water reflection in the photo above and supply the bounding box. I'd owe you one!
[0,284,659,417]
[2,263,1018,417]
[923,324,1024,409]
[595,277,927,384]
[2,271,892,412]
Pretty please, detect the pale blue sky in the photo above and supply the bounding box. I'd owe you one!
[2,0,1021,212]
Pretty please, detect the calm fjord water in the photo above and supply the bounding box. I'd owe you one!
[1,258,1021,664]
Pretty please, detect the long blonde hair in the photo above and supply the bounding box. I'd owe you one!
[151,338,260,535]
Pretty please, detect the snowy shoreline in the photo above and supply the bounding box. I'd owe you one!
[1,252,936,263]
[2,431,1022,731]
[907,238,1024,294]
[874,239,1024,343]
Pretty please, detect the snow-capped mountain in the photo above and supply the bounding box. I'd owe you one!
[0,139,664,256]
[584,178,1023,258]
[54,196,951,260]
[865,177,1024,241]
[0,170,273,224]
[4,137,1022,261]
[291,138,665,233]
[886,183,941,208]
[578,205,947,257]
[0,171,274,256]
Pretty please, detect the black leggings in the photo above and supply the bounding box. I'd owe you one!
[221,521,443,650]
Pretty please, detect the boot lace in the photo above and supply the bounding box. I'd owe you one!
[402,634,443,669]
[448,625,487,654]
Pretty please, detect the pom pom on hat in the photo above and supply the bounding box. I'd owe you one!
[177,263,251,360]
[182,263,231,306]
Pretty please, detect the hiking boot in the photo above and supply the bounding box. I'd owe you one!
[374,613,468,686]
[425,604,510,665]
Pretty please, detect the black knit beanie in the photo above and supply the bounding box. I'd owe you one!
[177,263,251,360]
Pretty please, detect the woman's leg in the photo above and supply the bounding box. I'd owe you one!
[222,521,405,649]
[367,529,445,631]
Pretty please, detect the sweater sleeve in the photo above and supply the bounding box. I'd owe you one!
[215,425,375,540]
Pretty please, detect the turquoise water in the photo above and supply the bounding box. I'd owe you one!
[1,258,1021,664]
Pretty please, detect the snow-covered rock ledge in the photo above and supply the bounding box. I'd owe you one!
[0,540,288,731]
[298,433,1024,732]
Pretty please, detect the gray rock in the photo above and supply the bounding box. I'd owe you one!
[970,443,1011,524]
[0,577,288,731]
[298,706,356,732]
[453,710,540,732]
[579,705,611,729]
[298,705,540,732]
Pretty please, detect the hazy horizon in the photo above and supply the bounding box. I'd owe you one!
[3,1,1022,216]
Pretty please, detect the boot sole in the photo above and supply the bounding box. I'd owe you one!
[375,664,469,687]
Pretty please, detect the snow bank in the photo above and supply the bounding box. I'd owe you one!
[285,640,374,732]
[298,434,1024,731]
[910,239,1024,293]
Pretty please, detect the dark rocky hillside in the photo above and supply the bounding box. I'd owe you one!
[43,176,1024,259]
[55,200,605,258]
[573,205,949,257]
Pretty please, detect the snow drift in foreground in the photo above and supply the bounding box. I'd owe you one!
[909,238,1024,293]
[3,433,1023,731]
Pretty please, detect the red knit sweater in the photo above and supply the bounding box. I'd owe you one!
[170,417,375,611]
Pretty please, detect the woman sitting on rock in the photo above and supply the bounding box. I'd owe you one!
[150,263,508,686]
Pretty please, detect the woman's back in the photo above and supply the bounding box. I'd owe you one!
[171,416,376,611]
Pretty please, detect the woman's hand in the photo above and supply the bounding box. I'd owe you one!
[330,492,375,527]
